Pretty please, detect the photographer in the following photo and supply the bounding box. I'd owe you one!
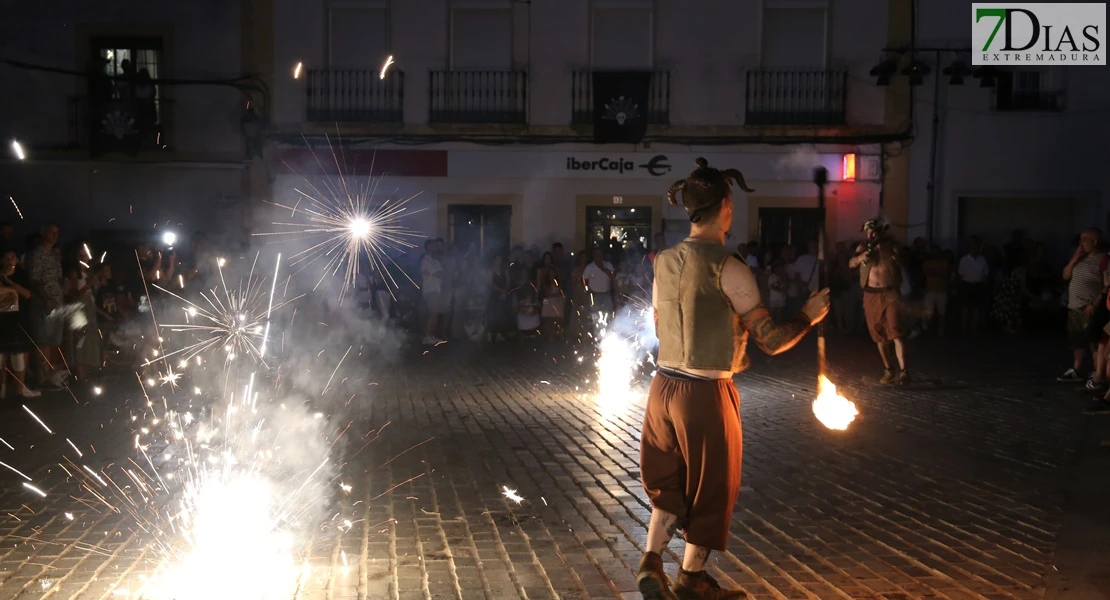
[849,220,911,384]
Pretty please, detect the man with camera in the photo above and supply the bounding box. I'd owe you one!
[849,220,910,384]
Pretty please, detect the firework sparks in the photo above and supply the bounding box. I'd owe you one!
[592,297,657,415]
[11,140,25,160]
[379,55,395,79]
[293,61,303,79]
[154,255,297,367]
[255,138,424,299]
[9,196,23,220]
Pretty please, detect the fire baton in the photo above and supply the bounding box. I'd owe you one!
[809,165,859,431]
[814,166,828,377]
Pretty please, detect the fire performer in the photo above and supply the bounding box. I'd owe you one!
[849,219,910,384]
[638,158,830,600]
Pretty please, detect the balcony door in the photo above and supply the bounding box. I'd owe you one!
[328,4,388,68]
[590,5,653,69]
[450,8,511,70]
[760,6,827,68]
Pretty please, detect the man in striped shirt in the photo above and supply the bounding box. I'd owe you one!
[1058,228,1107,386]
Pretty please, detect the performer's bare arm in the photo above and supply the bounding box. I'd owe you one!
[721,257,812,356]
[847,243,868,269]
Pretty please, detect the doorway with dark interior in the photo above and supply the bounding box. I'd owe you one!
[585,206,653,266]
[758,207,822,259]
[447,204,512,260]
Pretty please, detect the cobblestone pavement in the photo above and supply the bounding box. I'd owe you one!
[0,331,1096,599]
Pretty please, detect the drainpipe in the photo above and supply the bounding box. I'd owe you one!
[925,50,941,244]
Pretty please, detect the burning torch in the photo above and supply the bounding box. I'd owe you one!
[811,166,858,431]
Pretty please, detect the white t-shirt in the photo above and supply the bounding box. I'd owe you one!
[420,255,444,295]
[788,254,819,293]
[767,273,786,308]
[957,254,989,283]
[582,261,614,293]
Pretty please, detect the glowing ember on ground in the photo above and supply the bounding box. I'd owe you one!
[812,374,858,431]
[502,486,524,505]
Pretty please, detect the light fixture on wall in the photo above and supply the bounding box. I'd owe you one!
[901,58,931,86]
[841,154,857,181]
[942,60,972,85]
[868,58,898,86]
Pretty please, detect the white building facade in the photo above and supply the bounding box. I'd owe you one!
[266,0,898,257]
[0,1,251,243]
[905,0,1110,258]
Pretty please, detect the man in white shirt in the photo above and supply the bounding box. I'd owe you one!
[956,237,990,334]
[582,248,615,323]
[420,239,448,345]
[788,241,820,310]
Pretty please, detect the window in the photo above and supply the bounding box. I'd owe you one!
[995,68,1065,111]
[450,8,512,70]
[94,37,163,88]
[329,2,389,69]
[88,36,167,150]
[761,7,827,68]
[591,6,653,69]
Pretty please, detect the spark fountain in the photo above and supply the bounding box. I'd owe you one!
[592,296,657,416]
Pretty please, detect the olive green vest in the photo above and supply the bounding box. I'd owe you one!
[654,239,748,374]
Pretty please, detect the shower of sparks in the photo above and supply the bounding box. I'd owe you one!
[592,296,657,415]
[379,55,395,79]
[154,254,298,367]
[11,140,25,160]
[22,405,53,434]
[254,137,424,300]
[22,482,46,498]
[9,196,24,220]
[502,486,524,505]
[293,61,303,79]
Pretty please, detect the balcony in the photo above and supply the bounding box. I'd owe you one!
[744,70,847,126]
[428,70,527,124]
[68,96,173,151]
[993,90,1065,112]
[306,69,404,123]
[571,70,671,125]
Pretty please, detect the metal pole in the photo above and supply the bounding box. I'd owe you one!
[814,166,828,377]
[926,49,942,243]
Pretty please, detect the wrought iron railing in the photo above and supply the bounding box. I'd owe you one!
[745,70,848,125]
[306,69,404,122]
[993,89,1065,112]
[68,96,173,150]
[428,70,527,124]
[571,70,671,125]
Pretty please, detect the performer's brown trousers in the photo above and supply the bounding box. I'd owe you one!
[639,373,743,551]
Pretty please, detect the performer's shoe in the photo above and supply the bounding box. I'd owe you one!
[880,369,897,384]
[673,569,750,599]
[637,552,677,600]
[898,370,912,385]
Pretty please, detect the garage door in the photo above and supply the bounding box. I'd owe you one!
[958,197,1091,262]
